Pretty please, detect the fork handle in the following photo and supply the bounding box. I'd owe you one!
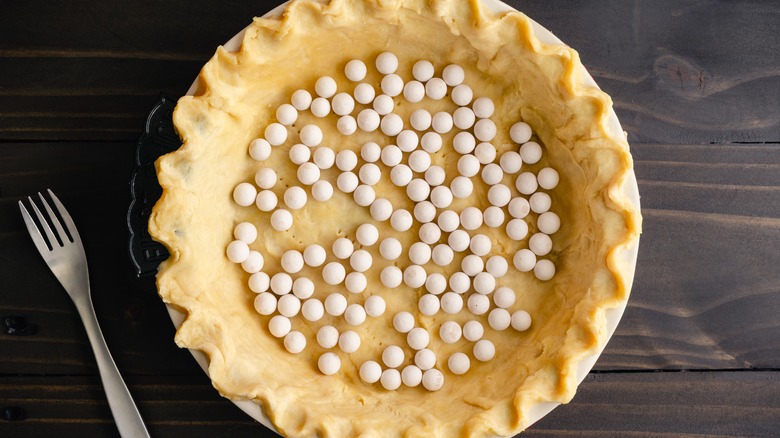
[73,296,151,438]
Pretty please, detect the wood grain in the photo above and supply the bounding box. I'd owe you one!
[0,376,255,438]
[0,142,203,376]
[0,0,275,141]
[599,208,780,370]
[528,371,780,437]
[520,0,780,144]
[1,372,777,437]
[596,142,780,370]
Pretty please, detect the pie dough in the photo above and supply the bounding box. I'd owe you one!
[149,0,642,436]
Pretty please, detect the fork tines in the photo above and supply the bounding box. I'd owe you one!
[19,189,78,253]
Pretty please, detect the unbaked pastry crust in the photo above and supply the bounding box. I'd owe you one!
[149,0,642,436]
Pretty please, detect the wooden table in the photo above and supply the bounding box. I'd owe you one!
[2,1,778,436]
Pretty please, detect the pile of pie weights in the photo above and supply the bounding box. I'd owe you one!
[226,53,561,392]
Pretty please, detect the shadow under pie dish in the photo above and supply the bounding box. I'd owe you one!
[149,0,642,436]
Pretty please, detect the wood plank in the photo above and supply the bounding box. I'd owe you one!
[635,161,780,186]
[630,144,780,198]
[0,142,133,199]
[631,143,780,218]
[0,224,207,376]
[0,0,274,142]
[0,142,203,376]
[1,1,779,142]
[0,0,273,57]
[0,57,199,141]
[596,208,780,370]
[0,375,257,437]
[528,371,780,437]
[0,58,200,93]
[520,0,780,144]
[635,180,780,219]
[0,372,777,437]
[631,144,780,165]
[0,95,171,142]
[0,222,206,377]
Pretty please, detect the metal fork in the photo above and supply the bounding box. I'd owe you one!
[19,190,150,438]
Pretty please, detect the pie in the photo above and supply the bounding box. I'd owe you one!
[149,0,642,436]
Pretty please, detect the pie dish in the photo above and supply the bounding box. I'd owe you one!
[149,0,642,436]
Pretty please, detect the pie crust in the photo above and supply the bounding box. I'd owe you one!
[149,0,642,436]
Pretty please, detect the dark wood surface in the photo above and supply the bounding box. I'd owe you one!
[1,1,779,436]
